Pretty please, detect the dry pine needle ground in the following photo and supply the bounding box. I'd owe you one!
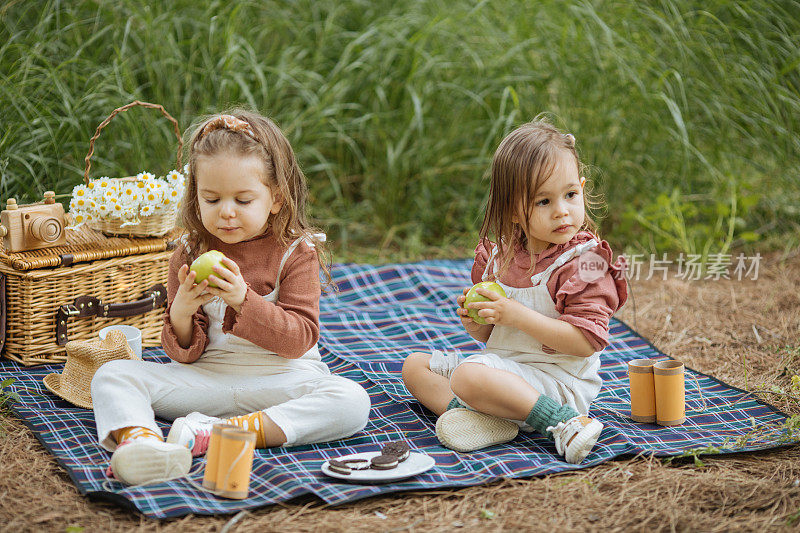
[1,253,799,532]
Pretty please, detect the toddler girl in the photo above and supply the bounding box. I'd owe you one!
[91,111,371,485]
[402,120,627,464]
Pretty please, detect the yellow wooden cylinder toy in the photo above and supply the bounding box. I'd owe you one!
[628,358,657,423]
[215,428,256,499]
[653,360,686,426]
[202,423,239,491]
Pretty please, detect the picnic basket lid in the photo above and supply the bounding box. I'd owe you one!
[0,224,181,271]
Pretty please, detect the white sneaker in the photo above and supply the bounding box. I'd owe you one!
[547,415,603,464]
[436,408,519,452]
[166,412,222,456]
[108,439,192,485]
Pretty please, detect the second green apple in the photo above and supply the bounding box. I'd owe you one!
[463,281,507,325]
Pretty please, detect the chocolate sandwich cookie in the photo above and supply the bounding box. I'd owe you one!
[327,459,352,475]
[370,454,399,470]
[381,441,411,462]
[343,458,371,470]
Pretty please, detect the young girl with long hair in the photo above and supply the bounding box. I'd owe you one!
[402,120,627,463]
[91,111,370,484]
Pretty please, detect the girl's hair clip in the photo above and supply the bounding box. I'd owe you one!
[564,133,575,145]
[197,114,257,142]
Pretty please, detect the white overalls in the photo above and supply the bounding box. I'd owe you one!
[92,237,371,451]
[429,240,603,430]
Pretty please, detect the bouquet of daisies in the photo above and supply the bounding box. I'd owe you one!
[69,166,186,237]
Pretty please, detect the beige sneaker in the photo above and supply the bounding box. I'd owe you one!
[108,438,192,485]
[436,408,519,452]
[547,415,603,464]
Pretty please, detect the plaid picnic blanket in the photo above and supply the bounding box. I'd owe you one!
[2,259,795,519]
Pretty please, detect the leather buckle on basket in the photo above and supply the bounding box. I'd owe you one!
[55,284,166,346]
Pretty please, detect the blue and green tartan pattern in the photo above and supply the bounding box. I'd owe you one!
[2,259,794,519]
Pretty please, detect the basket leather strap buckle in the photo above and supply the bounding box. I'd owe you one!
[56,284,167,346]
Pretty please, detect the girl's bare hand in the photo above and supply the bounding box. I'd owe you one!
[456,287,485,333]
[465,287,525,327]
[203,257,247,313]
[171,264,214,320]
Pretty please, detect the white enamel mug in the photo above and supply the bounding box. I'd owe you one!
[98,325,142,359]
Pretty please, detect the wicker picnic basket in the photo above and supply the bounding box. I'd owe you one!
[0,225,179,366]
[83,101,183,238]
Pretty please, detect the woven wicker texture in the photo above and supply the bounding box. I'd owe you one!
[0,224,177,271]
[0,225,177,366]
[1,248,172,366]
[83,100,183,238]
[91,204,179,238]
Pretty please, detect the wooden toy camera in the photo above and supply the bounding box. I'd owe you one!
[0,191,67,252]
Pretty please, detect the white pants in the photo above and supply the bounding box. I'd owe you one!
[91,359,371,451]
[429,350,591,431]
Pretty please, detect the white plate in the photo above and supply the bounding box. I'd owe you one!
[321,451,435,484]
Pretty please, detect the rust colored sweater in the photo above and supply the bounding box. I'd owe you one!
[161,231,321,363]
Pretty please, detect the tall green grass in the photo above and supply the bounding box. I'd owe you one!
[1,0,798,261]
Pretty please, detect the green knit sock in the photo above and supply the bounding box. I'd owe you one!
[525,395,579,441]
[445,397,462,411]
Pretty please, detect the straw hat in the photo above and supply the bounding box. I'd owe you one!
[43,330,135,409]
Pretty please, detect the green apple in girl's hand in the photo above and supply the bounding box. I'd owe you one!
[464,281,507,324]
[189,250,228,287]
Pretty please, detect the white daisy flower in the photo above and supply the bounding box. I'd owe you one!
[141,204,154,216]
[120,184,139,206]
[145,189,162,205]
[72,184,89,198]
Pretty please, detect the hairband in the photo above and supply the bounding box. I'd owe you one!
[197,114,257,142]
